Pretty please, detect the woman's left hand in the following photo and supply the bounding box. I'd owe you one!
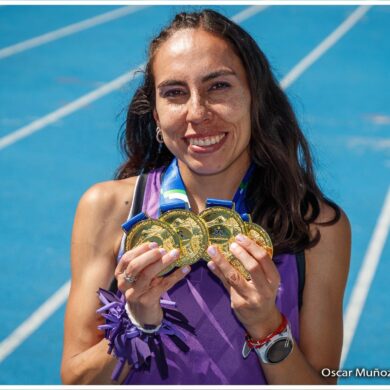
[206,234,282,340]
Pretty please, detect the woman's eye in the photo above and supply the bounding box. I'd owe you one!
[162,89,186,98]
[210,82,230,91]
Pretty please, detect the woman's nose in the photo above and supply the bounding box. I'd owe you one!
[185,94,210,124]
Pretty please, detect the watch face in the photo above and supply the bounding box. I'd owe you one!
[266,337,293,363]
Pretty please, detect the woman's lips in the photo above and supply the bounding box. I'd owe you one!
[185,133,227,154]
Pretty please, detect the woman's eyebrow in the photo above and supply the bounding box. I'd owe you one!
[157,80,186,89]
[157,70,236,89]
[201,69,236,82]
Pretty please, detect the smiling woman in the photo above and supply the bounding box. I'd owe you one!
[61,9,351,385]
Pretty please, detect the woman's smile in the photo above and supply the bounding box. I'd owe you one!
[184,132,227,153]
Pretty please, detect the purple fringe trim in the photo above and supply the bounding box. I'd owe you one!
[96,288,189,383]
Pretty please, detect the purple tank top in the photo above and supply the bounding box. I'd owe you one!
[125,168,300,385]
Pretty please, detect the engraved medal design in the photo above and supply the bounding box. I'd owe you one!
[124,219,181,276]
[199,206,250,280]
[160,209,209,267]
[245,222,273,258]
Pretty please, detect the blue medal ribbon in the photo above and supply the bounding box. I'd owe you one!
[122,212,148,233]
[160,200,188,214]
[240,213,251,223]
[160,159,189,206]
[160,158,254,215]
[232,164,255,214]
[205,199,234,209]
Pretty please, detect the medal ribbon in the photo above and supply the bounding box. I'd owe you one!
[160,159,189,205]
[160,158,254,214]
[121,212,148,233]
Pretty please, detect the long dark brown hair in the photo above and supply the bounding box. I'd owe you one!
[115,9,340,255]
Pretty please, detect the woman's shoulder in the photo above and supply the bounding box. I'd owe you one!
[313,199,351,239]
[77,177,138,221]
[306,200,351,289]
[80,177,137,202]
[72,177,139,259]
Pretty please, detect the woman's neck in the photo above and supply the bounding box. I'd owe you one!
[178,158,251,214]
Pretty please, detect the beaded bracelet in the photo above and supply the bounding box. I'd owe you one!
[245,314,288,349]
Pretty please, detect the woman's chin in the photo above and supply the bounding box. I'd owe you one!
[184,160,226,176]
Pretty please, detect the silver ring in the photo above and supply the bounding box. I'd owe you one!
[123,271,136,284]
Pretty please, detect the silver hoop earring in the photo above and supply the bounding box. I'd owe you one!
[156,127,164,144]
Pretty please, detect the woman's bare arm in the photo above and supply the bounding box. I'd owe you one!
[262,204,351,384]
[61,178,135,384]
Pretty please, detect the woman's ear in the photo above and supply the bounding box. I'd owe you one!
[153,109,160,127]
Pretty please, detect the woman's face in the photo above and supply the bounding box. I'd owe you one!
[153,28,252,176]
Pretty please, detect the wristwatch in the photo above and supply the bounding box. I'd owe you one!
[242,317,294,364]
[254,323,293,364]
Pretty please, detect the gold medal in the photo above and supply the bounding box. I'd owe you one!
[199,206,250,280]
[245,222,273,258]
[124,219,181,276]
[160,209,209,267]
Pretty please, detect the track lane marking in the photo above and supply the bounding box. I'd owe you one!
[0,68,143,150]
[0,6,148,59]
[280,5,371,89]
[0,281,71,363]
[341,187,390,366]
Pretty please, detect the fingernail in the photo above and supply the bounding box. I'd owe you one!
[236,234,246,243]
[207,246,217,257]
[182,266,190,274]
[230,242,239,250]
[149,242,158,249]
[207,261,216,271]
[169,249,179,259]
[159,248,167,255]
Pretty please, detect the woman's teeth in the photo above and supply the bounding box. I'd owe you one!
[188,133,225,146]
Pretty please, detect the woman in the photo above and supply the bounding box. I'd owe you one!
[61,9,350,385]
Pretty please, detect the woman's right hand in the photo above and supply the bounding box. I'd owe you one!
[115,242,190,326]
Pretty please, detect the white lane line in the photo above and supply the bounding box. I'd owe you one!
[231,5,269,23]
[0,6,148,60]
[347,136,390,151]
[341,187,390,367]
[0,66,144,150]
[280,5,371,89]
[0,4,369,363]
[0,281,71,363]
